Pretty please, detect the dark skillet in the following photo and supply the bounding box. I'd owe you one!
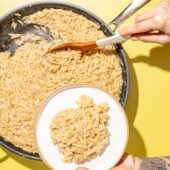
[0,0,149,160]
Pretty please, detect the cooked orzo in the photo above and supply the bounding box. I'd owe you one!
[50,95,109,163]
[0,9,122,153]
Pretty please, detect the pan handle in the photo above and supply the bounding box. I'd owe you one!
[110,0,151,30]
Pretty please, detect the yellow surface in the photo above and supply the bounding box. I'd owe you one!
[1,0,170,169]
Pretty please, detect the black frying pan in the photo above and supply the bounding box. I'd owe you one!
[0,1,131,160]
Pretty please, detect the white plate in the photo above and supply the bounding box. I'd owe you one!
[35,85,129,170]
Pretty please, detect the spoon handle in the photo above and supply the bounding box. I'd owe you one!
[110,0,151,29]
[96,34,130,47]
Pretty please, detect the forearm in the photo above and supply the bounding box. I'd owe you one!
[135,156,170,170]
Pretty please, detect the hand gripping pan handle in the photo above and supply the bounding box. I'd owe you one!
[110,0,151,31]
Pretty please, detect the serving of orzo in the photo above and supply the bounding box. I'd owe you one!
[50,95,109,163]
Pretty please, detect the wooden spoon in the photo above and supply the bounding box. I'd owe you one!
[45,0,150,54]
[45,34,130,53]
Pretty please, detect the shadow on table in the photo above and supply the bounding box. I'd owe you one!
[131,45,170,71]
[126,45,170,157]
[0,155,9,163]
[125,54,146,157]
[1,147,49,170]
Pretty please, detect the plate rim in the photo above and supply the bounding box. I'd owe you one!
[35,84,129,169]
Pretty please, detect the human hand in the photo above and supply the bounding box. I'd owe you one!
[76,154,170,170]
[76,153,136,170]
[119,0,170,44]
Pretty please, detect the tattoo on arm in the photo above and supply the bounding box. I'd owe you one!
[139,157,170,170]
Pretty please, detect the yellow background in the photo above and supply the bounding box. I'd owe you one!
[0,0,170,169]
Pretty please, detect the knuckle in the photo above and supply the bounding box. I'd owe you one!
[153,15,166,30]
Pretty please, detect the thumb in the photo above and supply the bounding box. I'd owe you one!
[76,167,89,170]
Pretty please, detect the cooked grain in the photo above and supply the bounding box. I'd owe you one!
[50,95,109,163]
[0,9,122,153]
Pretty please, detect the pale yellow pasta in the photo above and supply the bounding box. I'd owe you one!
[50,95,109,163]
[0,9,122,153]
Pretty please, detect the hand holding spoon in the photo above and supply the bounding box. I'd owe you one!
[45,0,150,54]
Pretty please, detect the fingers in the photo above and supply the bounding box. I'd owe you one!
[118,0,170,44]
[135,10,155,23]
[119,19,155,36]
[132,33,170,44]
[76,167,89,170]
